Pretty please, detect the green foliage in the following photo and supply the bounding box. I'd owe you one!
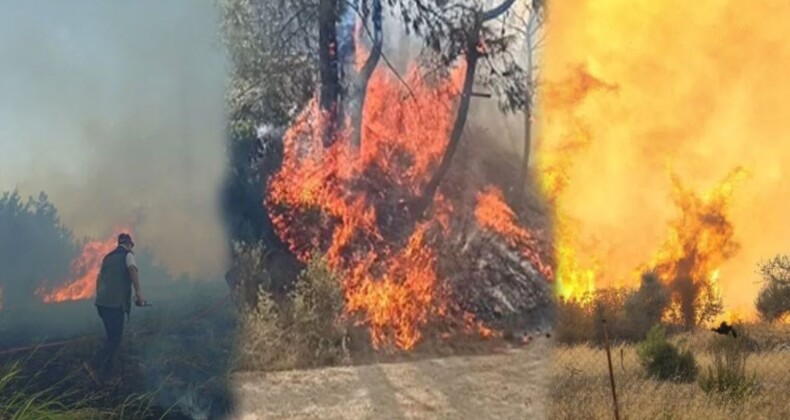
[636,325,698,383]
[0,190,78,310]
[699,335,760,400]
[756,255,790,321]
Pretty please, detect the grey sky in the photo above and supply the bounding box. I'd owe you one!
[0,0,230,278]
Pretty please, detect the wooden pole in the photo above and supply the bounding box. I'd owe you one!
[602,319,620,420]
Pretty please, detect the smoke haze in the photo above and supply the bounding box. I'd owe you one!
[0,0,229,278]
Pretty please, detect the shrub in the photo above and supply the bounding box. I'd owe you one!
[555,294,596,344]
[636,325,698,382]
[624,270,670,338]
[288,256,348,368]
[699,335,760,400]
[235,255,349,371]
[755,255,790,321]
[555,288,634,344]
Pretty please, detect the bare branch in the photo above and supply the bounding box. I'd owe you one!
[482,0,517,22]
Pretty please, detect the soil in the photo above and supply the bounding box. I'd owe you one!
[229,338,551,420]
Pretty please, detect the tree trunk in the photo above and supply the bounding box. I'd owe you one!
[521,103,531,181]
[319,0,341,145]
[350,0,383,150]
[417,0,517,217]
[416,19,482,218]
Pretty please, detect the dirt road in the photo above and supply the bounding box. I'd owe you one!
[230,339,550,420]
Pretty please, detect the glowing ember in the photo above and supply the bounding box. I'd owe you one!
[36,227,131,303]
[267,53,548,349]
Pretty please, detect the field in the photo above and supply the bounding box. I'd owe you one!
[0,281,237,419]
[550,324,790,420]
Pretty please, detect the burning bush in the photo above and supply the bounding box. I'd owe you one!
[755,255,790,322]
[636,325,699,383]
[258,60,553,351]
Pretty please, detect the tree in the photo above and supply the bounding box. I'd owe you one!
[220,0,319,130]
[0,191,77,310]
[383,0,526,217]
[220,0,319,296]
[755,255,790,321]
[514,0,545,180]
[624,270,670,337]
[349,0,383,150]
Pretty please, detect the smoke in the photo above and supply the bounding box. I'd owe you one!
[538,0,790,313]
[0,0,229,279]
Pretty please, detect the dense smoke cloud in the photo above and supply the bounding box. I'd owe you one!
[0,0,229,278]
[538,0,790,313]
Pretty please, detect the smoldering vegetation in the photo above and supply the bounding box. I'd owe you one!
[0,0,228,280]
[0,190,237,419]
[0,1,237,417]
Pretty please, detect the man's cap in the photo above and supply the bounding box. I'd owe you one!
[118,233,134,246]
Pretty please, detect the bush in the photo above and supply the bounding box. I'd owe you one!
[636,325,698,382]
[555,293,596,344]
[235,255,349,371]
[699,335,760,400]
[556,288,641,344]
[624,270,670,338]
[755,255,790,321]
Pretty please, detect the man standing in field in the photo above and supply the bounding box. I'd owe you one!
[83,233,144,385]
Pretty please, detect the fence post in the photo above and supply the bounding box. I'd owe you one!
[602,319,620,420]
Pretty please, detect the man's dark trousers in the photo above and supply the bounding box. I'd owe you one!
[92,305,125,377]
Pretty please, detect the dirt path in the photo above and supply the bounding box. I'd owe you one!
[229,339,550,420]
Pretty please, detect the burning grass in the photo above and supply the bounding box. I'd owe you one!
[0,281,237,419]
[550,324,790,419]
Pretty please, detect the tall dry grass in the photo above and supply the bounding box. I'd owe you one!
[234,255,350,372]
[550,324,790,420]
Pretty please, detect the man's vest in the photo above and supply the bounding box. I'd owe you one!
[94,246,133,314]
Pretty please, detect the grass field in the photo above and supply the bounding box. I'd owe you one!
[549,324,790,420]
[0,281,236,419]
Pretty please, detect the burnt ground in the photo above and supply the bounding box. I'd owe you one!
[229,338,551,420]
[0,281,237,419]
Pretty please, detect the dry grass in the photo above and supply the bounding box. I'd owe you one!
[234,255,349,372]
[550,325,790,420]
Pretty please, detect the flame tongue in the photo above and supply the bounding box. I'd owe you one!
[268,57,548,349]
[37,227,130,303]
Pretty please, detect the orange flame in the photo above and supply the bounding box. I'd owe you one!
[36,227,131,303]
[475,187,554,279]
[267,50,546,349]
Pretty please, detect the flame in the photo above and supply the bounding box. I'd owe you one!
[36,227,131,303]
[474,187,553,279]
[537,0,790,317]
[267,50,547,349]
